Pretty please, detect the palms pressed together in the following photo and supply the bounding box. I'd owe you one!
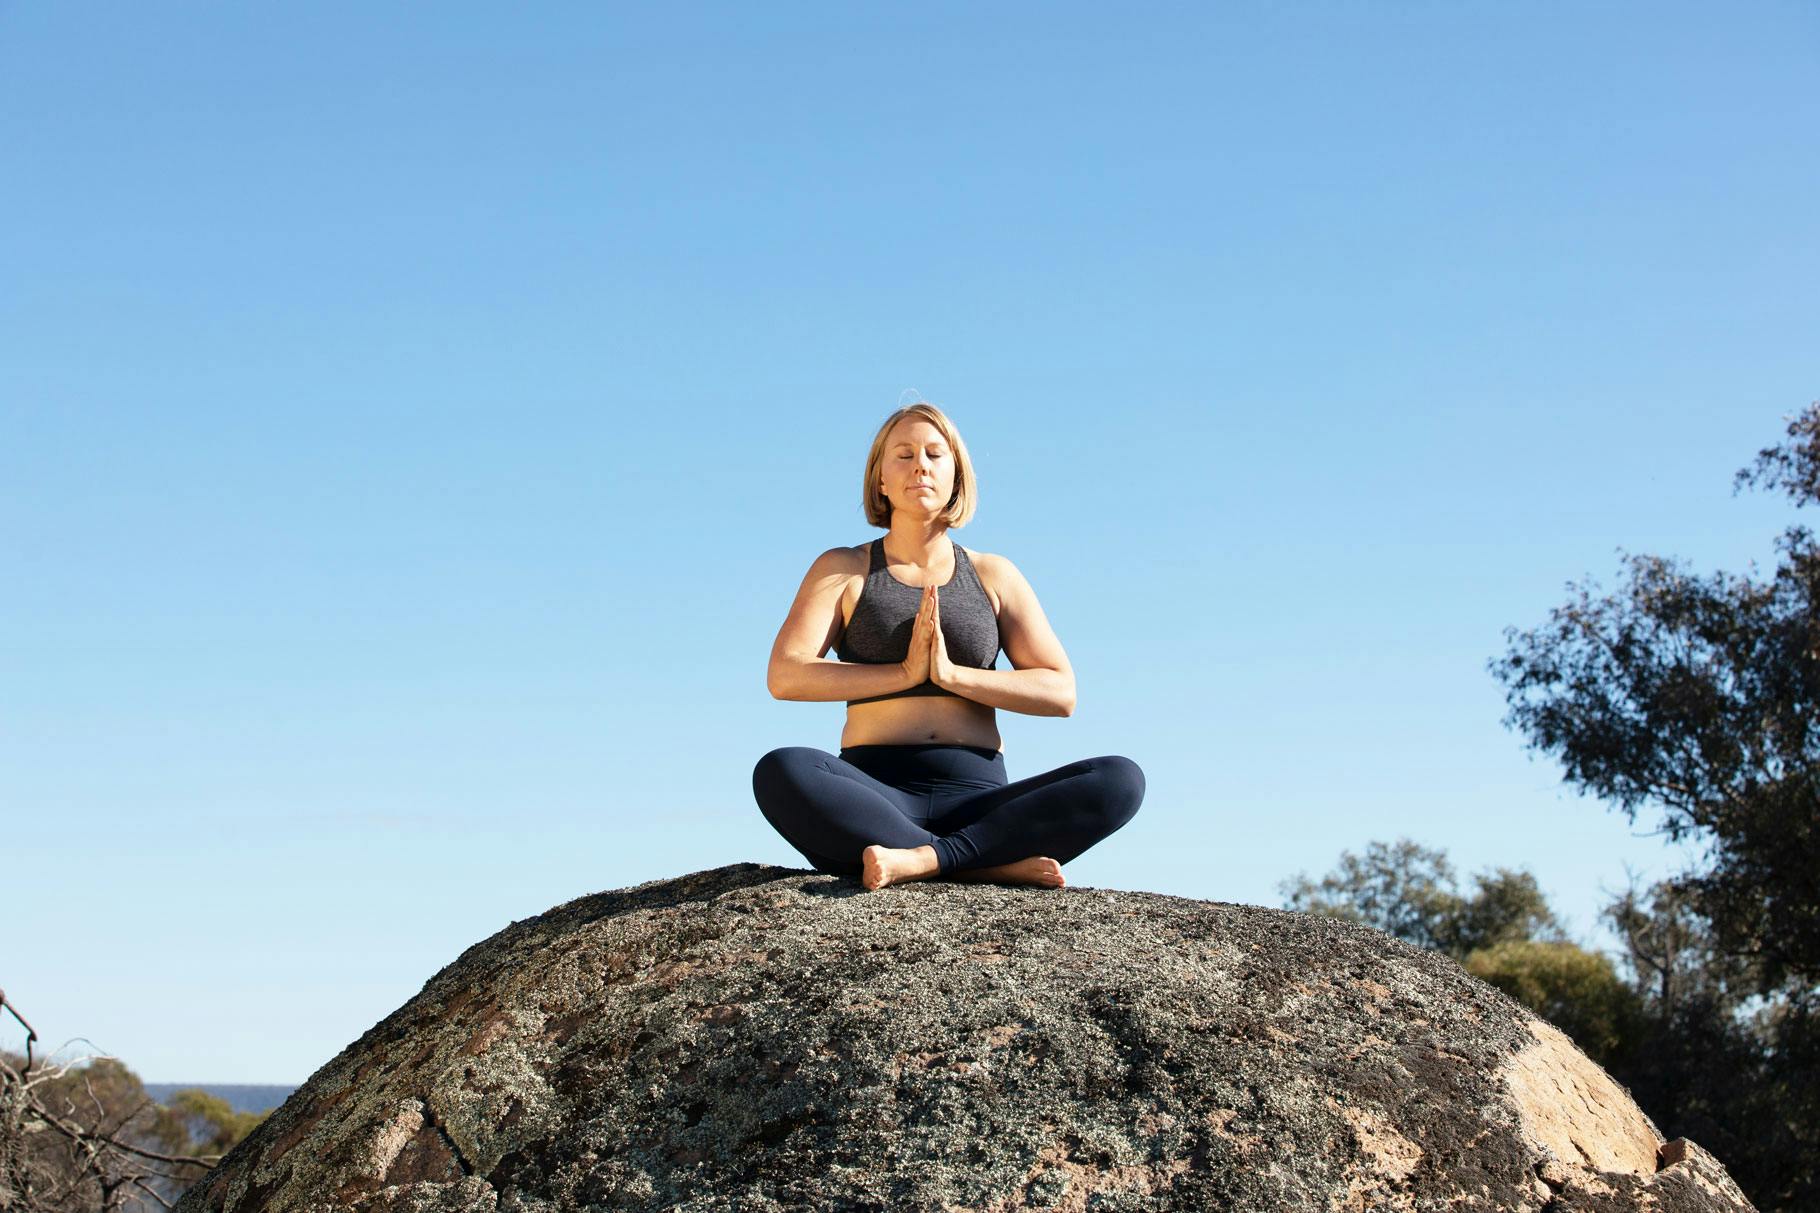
[860,584,1066,892]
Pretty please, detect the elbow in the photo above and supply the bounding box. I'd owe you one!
[767,661,796,701]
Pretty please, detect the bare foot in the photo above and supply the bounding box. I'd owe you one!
[861,844,940,890]
[948,856,1066,889]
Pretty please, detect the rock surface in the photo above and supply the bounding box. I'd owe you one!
[176,864,1756,1212]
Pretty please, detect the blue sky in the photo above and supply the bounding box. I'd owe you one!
[3,3,1815,1083]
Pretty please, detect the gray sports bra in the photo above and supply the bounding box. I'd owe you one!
[835,536,1001,705]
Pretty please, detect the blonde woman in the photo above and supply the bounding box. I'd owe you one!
[754,402,1145,891]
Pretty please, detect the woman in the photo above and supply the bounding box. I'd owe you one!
[753,402,1145,892]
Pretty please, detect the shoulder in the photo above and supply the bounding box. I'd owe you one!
[962,547,1024,611]
[815,542,873,569]
[815,539,869,582]
[963,546,1016,581]
[798,545,870,586]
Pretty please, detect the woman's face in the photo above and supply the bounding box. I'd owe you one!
[880,419,954,515]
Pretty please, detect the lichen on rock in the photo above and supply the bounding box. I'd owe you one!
[175,863,1755,1212]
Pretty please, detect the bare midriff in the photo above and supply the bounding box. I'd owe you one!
[839,694,1003,751]
[834,551,1005,753]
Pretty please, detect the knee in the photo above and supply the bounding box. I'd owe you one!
[1089,755,1146,827]
[752,747,787,786]
[752,748,788,803]
[754,745,812,781]
[752,747,824,805]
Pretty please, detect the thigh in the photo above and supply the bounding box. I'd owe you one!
[922,754,1145,870]
[751,747,937,874]
[927,755,1142,835]
[753,746,927,818]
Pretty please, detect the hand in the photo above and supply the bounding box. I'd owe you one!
[900,584,936,687]
[928,585,957,689]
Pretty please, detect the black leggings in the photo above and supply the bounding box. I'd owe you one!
[751,743,1145,878]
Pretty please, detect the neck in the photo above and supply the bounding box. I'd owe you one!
[884,520,951,564]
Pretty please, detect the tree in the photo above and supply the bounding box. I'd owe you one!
[148,1091,266,1161]
[1463,939,1642,1068]
[1489,403,1820,997]
[1602,871,1760,1024]
[0,989,267,1212]
[1488,403,1820,1210]
[1,1046,199,1212]
[1279,836,1566,961]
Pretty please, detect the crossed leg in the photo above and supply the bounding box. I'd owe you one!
[863,755,1145,888]
[752,747,1144,891]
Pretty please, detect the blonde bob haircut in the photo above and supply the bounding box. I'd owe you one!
[861,403,979,529]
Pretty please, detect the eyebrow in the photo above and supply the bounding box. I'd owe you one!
[892,440,948,449]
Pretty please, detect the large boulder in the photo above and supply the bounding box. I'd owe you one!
[176,864,1754,1212]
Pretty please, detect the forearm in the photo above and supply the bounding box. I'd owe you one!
[770,657,914,703]
[943,666,1075,716]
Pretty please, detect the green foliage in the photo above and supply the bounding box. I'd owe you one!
[149,1089,266,1157]
[1490,402,1820,997]
[1463,939,1643,1069]
[2,1049,180,1212]
[1279,837,1565,962]
[29,1055,153,1129]
[1602,875,1760,1023]
[1,1038,267,1212]
[1486,402,1820,1210]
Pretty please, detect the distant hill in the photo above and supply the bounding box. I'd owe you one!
[142,1083,296,1114]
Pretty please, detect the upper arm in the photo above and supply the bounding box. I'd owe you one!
[984,554,1073,680]
[768,547,859,679]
